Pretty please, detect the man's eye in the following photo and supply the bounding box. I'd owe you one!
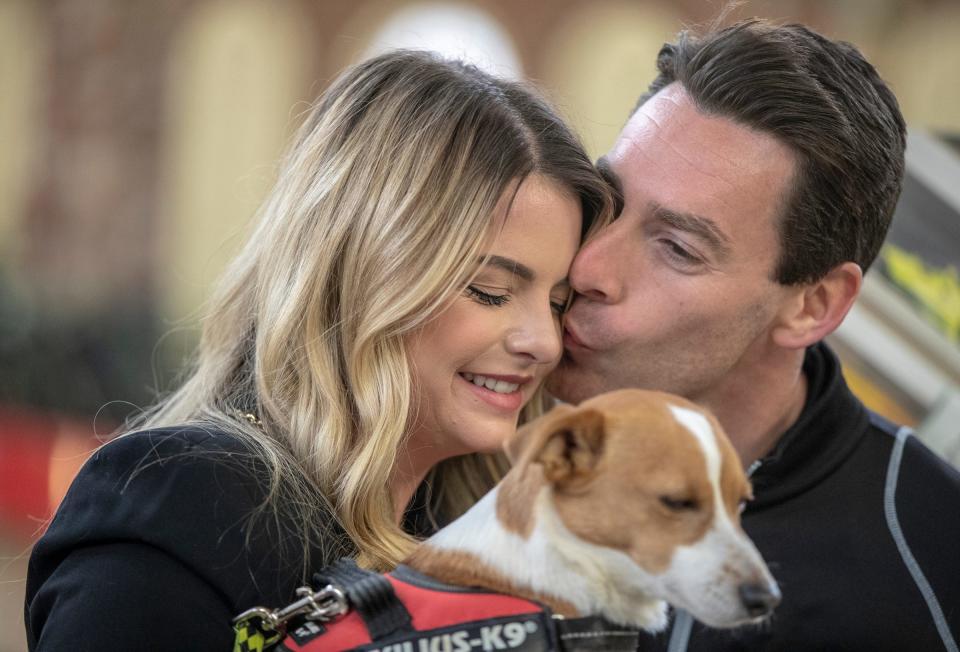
[466,285,510,306]
[550,300,568,316]
[660,239,702,265]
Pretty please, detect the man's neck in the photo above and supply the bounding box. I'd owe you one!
[697,347,809,469]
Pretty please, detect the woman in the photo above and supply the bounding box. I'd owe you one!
[25,50,614,650]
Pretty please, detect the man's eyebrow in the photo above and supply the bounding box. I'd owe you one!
[650,202,732,260]
[479,255,534,282]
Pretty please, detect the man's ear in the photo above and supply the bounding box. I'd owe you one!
[773,262,862,349]
[505,405,606,486]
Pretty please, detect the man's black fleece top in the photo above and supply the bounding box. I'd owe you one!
[639,343,960,652]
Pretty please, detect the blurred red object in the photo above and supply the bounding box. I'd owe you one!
[0,406,108,541]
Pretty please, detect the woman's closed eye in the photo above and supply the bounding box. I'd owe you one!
[467,284,568,318]
[550,289,573,317]
[466,285,510,306]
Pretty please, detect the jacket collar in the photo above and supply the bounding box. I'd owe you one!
[746,342,869,510]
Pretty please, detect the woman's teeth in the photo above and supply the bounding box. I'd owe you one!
[461,372,520,394]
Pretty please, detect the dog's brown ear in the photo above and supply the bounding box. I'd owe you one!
[507,406,606,485]
[504,403,575,464]
[538,409,606,486]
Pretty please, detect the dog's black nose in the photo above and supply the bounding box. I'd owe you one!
[739,582,781,617]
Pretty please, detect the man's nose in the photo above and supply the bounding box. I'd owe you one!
[569,224,623,303]
[504,309,563,365]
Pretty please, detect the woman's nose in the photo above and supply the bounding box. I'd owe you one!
[504,308,563,365]
[570,224,623,304]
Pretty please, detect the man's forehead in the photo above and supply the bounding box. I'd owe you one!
[616,85,693,146]
[603,83,797,262]
[610,83,793,183]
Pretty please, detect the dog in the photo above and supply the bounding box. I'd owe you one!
[236,389,780,650]
[405,388,780,631]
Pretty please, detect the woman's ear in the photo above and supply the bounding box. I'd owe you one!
[772,262,863,349]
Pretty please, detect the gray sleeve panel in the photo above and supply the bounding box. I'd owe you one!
[885,426,959,652]
[666,609,693,652]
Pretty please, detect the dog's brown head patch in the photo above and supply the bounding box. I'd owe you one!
[503,390,752,574]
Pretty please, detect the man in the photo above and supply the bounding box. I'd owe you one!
[549,19,960,651]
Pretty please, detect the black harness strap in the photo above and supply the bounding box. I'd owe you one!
[313,559,413,640]
[554,616,640,651]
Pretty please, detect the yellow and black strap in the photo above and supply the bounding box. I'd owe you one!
[233,612,283,652]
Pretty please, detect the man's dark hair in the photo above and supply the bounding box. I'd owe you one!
[636,19,907,284]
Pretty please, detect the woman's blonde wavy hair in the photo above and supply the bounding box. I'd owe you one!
[133,50,615,572]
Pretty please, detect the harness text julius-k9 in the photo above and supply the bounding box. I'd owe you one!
[233,559,641,652]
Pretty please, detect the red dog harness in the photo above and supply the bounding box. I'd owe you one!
[233,560,640,652]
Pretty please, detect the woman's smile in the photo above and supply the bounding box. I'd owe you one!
[458,371,532,411]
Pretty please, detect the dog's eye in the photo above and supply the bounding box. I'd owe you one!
[659,495,699,511]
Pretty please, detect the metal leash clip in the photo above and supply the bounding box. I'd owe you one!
[233,584,350,647]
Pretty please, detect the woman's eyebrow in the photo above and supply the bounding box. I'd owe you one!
[478,255,535,282]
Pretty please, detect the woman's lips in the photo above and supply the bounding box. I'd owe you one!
[458,372,529,412]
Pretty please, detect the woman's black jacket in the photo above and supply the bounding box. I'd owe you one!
[25,426,360,651]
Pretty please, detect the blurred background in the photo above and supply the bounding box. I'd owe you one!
[2,0,959,648]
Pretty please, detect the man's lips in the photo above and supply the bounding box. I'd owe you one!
[563,324,591,351]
